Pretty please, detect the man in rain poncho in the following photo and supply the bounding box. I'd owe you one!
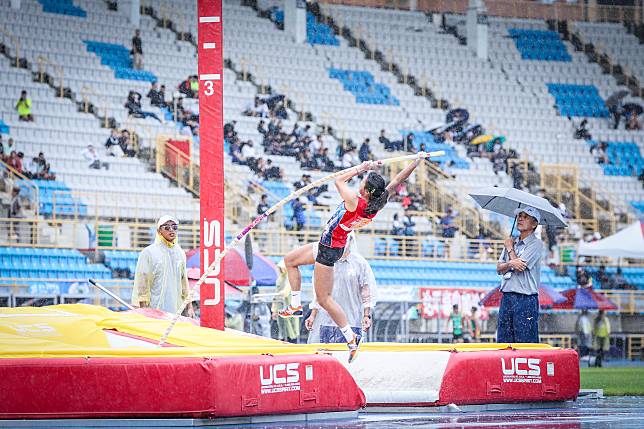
[305,233,377,343]
[132,215,194,317]
[271,260,300,343]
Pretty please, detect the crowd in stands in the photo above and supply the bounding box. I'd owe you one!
[1,135,56,181]
[576,265,636,290]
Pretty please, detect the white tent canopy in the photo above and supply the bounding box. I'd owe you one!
[578,222,644,259]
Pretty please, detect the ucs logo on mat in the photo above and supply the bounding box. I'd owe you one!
[259,363,301,394]
[501,358,542,384]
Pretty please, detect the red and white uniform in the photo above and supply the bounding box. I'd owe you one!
[320,197,377,248]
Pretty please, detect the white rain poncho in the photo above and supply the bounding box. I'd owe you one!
[131,233,188,314]
[307,250,377,343]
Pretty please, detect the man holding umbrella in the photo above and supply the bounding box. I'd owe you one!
[496,207,543,343]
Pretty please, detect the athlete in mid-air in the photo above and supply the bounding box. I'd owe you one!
[279,152,427,362]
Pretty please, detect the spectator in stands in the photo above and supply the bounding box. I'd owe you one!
[264,159,283,180]
[445,304,464,343]
[244,97,269,118]
[131,29,143,70]
[224,120,236,138]
[125,91,163,123]
[147,82,166,108]
[293,174,309,190]
[32,152,55,180]
[241,140,257,160]
[614,268,628,289]
[178,76,198,98]
[402,209,415,236]
[291,197,306,232]
[2,137,15,159]
[595,265,612,289]
[8,186,22,219]
[119,129,136,157]
[132,215,194,317]
[511,163,524,190]
[299,149,317,170]
[590,142,608,165]
[15,90,33,122]
[6,151,22,173]
[609,102,622,129]
[467,306,480,342]
[639,169,644,189]
[405,133,415,152]
[257,120,268,137]
[82,145,109,170]
[496,207,543,344]
[310,134,323,153]
[592,310,611,367]
[440,207,457,238]
[573,119,592,140]
[316,148,336,172]
[575,309,592,358]
[576,267,591,288]
[391,213,403,235]
[105,128,125,157]
[359,138,373,162]
[341,146,359,168]
[626,112,641,131]
[257,194,269,216]
[380,129,400,151]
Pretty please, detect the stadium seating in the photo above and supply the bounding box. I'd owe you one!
[83,40,157,82]
[509,29,571,62]
[16,179,87,216]
[103,250,138,275]
[37,0,86,18]
[0,247,111,284]
[329,69,399,106]
[548,84,609,118]
[575,21,644,90]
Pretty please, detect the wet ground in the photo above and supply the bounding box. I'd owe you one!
[4,397,643,428]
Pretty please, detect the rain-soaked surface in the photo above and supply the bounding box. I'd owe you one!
[241,397,644,429]
[5,397,643,428]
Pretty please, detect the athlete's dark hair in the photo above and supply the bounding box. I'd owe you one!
[364,172,388,215]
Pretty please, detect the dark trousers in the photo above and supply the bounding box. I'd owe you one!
[497,292,539,343]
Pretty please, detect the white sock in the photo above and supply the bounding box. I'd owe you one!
[340,325,354,342]
[290,291,301,308]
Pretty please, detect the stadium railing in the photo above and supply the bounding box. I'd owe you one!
[318,0,642,25]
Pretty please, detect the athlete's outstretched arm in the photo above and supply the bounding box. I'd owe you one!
[335,161,375,212]
[385,151,426,194]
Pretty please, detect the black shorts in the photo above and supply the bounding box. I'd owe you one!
[315,243,344,267]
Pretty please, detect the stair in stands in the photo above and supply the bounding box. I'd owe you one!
[559,21,643,99]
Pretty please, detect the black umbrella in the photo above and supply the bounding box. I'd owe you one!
[605,90,629,108]
[622,102,643,115]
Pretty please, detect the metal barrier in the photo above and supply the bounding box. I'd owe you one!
[596,290,644,315]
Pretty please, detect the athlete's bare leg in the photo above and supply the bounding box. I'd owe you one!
[284,243,316,292]
[313,262,349,328]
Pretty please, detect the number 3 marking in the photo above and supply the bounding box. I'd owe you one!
[204,80,215,96]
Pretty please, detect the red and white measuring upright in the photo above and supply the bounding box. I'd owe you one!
[198,0,225,330]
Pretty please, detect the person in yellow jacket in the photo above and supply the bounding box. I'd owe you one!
[15,90,33,122]
[132,215,194,317]
[271,260,300,343]
[592,309,611,367]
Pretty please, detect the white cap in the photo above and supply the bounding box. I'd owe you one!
[514,206,541,224]
[157,215,179,229]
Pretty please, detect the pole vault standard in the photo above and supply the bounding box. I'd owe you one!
[198,0,225,330]
[158,151,445,346]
